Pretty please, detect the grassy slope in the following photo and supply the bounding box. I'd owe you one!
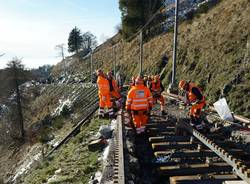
[52,0,249,117]
[170,0,250,116]
[23,118,110,184]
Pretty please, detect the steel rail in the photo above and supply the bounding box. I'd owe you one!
[182,122,250,183]
[113,110,125,184]
[46,101,99,157]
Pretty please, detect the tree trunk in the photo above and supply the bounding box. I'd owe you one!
[13,64,25,139]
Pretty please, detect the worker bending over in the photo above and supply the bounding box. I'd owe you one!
[96,69,114,118]
[149,75,166,115]
[126,76,153,134]
[178,80,206,130]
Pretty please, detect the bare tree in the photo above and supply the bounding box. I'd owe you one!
[0,53,5,57]
[82,32,98,54]
[55,44,66,61]
[55,44,67,75]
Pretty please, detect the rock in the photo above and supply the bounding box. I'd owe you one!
[99,125,113,139]
[125,128,136,141]
[126,140,135,154]
[128,156,140,173]
[88,139,107,151]
[128,180,135,184]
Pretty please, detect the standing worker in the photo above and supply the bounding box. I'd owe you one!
[129,76,136,89]
[143,75,149,87]
[178,80,206,130]
[107,71,122,100]
[107,71,122,109]
[126,76,153,134]
[149,75,166,115]
[96,69,114,118]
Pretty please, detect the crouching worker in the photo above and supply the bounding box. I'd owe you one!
[178,80,207,130]
[107,71,122,110]
[96,69,114,119]
[150,75,166,115]
[126,76,153,134]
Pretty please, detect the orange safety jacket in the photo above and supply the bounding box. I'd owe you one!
[111,79,120,93]
[187,82,205,103]
[150,80,164,93]
[97,76,110,96]
[126,84,153,111]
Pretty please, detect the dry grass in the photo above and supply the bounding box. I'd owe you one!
[52,0,250,117]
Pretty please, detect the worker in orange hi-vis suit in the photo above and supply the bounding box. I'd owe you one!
[178,80,207,130]
[107,71,122,99]
[129,76,135,89]
[126,76,153,134]
[149,75,166,115]
[96,69,114,119]
[107,71,122,109]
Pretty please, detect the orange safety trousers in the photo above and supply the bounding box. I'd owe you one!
[99,94,112,108]
[190,102,206,118]
[132,110,149,128]
[153,94,165,106]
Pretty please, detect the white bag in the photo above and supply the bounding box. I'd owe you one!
[213,98,234,122]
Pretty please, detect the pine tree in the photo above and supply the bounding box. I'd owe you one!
[119,0,162,39]
[68,27,83,54]
[6,58,25,140]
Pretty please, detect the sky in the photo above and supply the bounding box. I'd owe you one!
[0,0,121,69]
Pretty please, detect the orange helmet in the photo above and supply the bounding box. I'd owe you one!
[178,80,187,90]
[135,76,143,85]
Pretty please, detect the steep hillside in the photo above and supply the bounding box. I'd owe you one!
[52,0,250,117]
[0,84,98,183]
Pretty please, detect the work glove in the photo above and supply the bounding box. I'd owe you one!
[191,102,197,106]
[191,99,201,106]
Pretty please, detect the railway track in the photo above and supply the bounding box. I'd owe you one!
[46,102,98,156]
[45,85,99,156]
[115,95,250,184]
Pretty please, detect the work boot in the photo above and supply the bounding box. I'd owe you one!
[109,114,116,119]
[105,107,114,119]
[98,114,105,119]
[98,108,105,119]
